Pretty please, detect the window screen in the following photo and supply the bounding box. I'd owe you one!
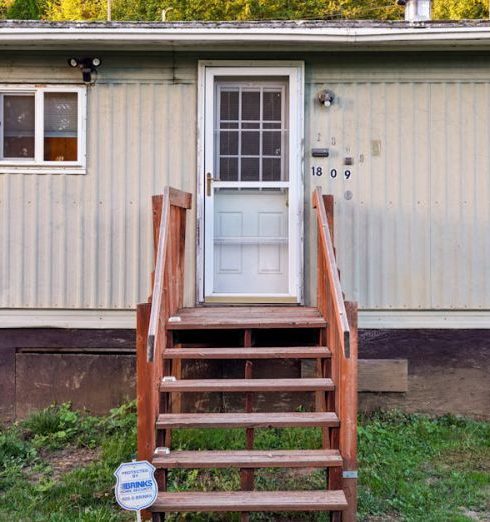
[44,92,78,161]
[216,83,288,182]
[3,94,35,159]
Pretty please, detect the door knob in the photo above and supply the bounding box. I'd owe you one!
[206,172,218,197]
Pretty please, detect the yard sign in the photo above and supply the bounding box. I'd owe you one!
[114,460,157,512]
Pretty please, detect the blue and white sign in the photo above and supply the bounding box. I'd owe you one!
[114,460,157,511]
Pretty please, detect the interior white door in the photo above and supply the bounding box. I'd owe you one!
[203,70,302,301]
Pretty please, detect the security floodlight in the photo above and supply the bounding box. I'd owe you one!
[67,57,102,84]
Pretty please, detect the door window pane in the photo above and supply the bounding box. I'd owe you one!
[263,91,282,121]
[220,90,239,121]
[44,92,78,161]
[241,91,260,121]
[241,158,260,181]
[220,157,238,181]
[215,83,287,182]
[263,131,281,157]
[220,131,238,155]
[3,95,35,159]
[241,131,260,156]
[262,158,282,181]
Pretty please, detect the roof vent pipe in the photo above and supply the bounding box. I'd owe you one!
[397,0,432,22]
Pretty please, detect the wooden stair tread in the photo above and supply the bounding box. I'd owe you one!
[167,306,326,330]
[156,412,339,429]
[163,346,331,359]
[152,449,342,468]
[160,378,334,392]
[150,490,348,512]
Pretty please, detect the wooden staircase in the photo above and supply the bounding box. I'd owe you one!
[137,187,358,520]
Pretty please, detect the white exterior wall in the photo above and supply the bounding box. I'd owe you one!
[0,53,198,314]
[1,51,489,327]
[305,54,490,324]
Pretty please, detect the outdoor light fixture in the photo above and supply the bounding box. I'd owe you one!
[318,89,335,108]
[67,56,102,84]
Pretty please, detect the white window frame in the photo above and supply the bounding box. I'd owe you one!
[0,84,87,175]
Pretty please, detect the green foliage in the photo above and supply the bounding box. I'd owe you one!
[433,0,488,20]
[44,0,105,21]
[0,403,488,521]
[6,0,42,19]
[357,411,490,520]
[2,0,489,22]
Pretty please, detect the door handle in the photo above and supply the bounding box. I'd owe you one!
[206,172,218,197]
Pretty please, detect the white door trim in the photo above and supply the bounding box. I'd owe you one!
[196,60,305,304]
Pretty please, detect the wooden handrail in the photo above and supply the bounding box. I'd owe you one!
[137,186,192,465]
[147,187,192,362]
[312,187,350,358]
[313,187,358,521]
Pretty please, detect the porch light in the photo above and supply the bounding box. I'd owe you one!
[318,89,335,108]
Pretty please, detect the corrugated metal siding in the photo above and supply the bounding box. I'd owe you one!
[306,56,490,309]
[1,52,490,312]
[0,54,197,308]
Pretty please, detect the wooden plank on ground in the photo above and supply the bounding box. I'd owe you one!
[358,359,408,392]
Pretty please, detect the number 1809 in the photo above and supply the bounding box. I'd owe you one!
[311,166,352,180]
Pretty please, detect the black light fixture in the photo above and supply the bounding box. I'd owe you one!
[67,57,102,84]
[318,89,335,108]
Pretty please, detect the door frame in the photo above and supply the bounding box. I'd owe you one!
[196,60,305,304]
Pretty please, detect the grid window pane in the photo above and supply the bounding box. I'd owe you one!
[262,158,281,181]
[263,131,282,157]
[215,83,287,182]
[221,121,239,129]
[44,92,78,161]
[263,91,282,121]
[241,91,260,120]
[220,131,238,155]
[241,131,260,156]
[220,90,239,121]
[3,95,35,159]
[241,158,260,181]
[220,157,238,181]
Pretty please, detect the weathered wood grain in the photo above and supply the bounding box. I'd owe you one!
[150,490,348,512]
[358,359,408,392]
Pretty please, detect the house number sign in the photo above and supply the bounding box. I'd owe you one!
[311,166,352,179]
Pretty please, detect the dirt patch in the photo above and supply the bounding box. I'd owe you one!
[25,446,101,483]
[459,508,489,521]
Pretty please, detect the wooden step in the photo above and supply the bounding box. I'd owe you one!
[163,346,331,359]
[160,378,334,393]
[166,306,326,330]
[153,449,342,469]
[150,490,348,512]
[156,412,339,429]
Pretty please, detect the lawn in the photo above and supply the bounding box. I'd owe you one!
[0,402,488,521]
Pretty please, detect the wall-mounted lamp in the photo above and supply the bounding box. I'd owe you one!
[68,57,102,84]
[318,89,335,108]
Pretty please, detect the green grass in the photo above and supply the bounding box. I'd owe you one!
[0,404,488,521]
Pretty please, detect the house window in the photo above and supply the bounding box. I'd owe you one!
[0,85,86,174]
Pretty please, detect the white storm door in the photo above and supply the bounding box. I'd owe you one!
[202,66,303,302]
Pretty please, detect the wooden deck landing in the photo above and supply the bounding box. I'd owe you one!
[167,306,326,330]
